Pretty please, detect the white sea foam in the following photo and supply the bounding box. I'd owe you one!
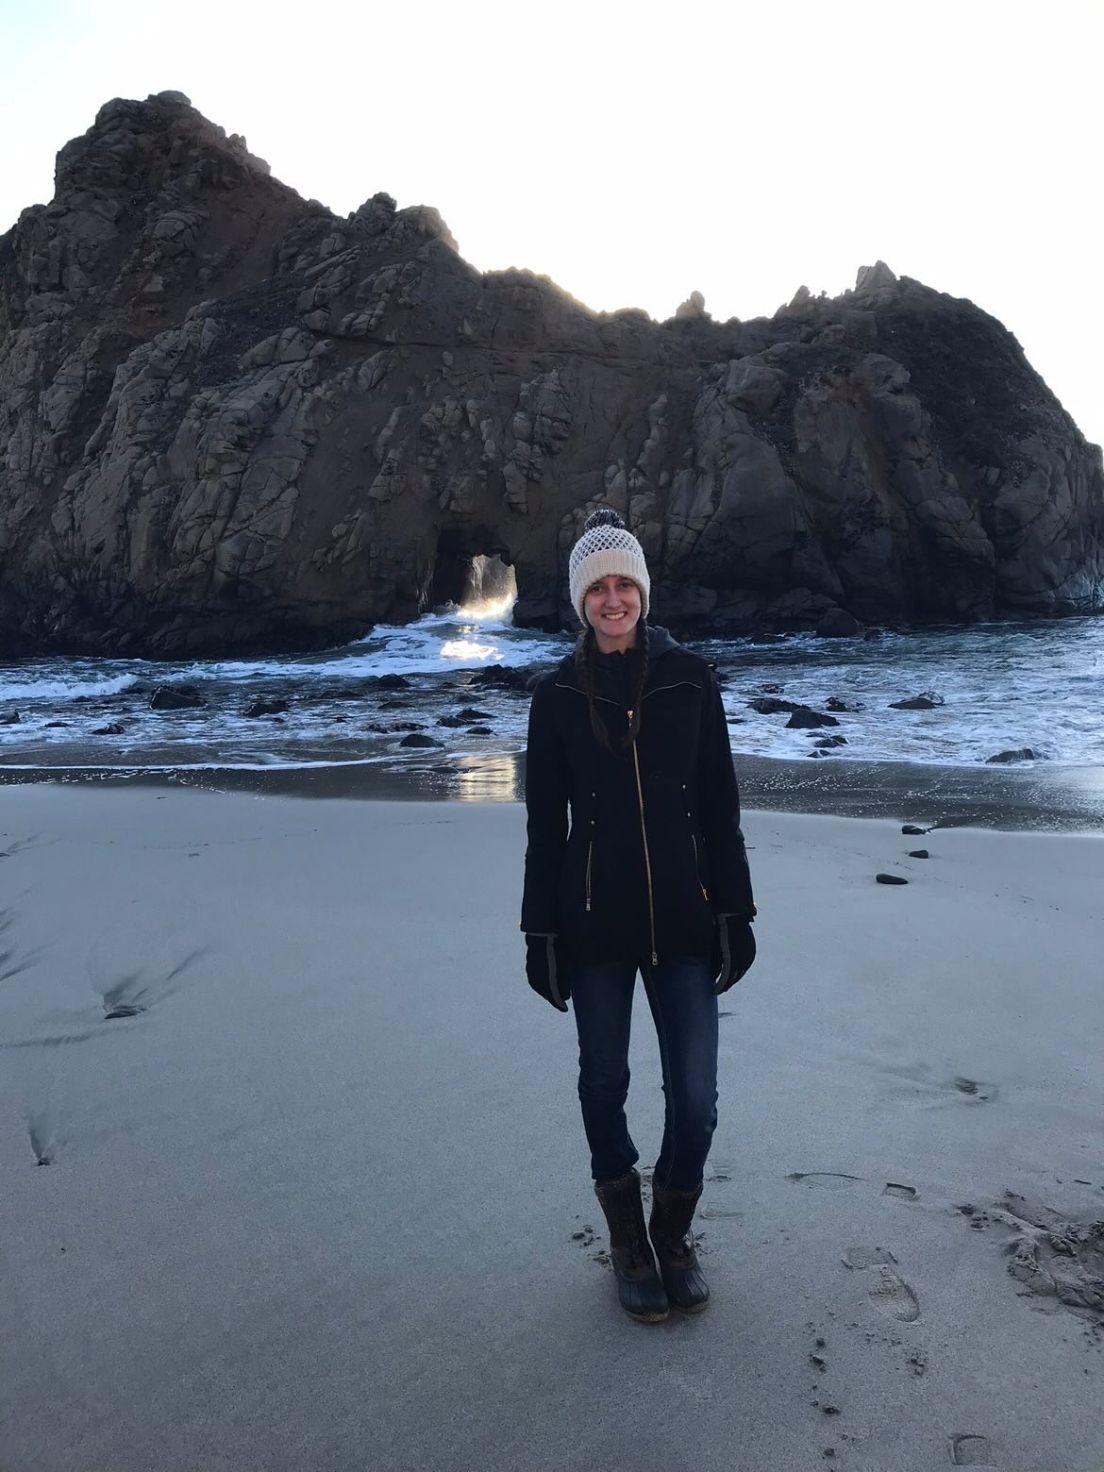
[2,610,1102,772]
[0,669,142,702]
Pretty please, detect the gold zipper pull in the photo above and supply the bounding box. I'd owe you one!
[626,708,634,720]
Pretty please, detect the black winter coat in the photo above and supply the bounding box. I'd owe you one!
[521,627,755,967]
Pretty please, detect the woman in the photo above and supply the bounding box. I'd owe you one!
[521,508,757,1323]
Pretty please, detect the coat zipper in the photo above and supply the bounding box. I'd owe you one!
[691,833,710,903]
[551,679,702,966]
[585,839,593,912]
[627,710,659,968]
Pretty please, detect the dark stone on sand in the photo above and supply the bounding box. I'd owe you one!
[366,674,411,690]
[399,733,443,748]
[379,698,412,709]
[749,696,800,715]
[815,734,848,748]
[902,824,927,835]
[466,725,493,735]
[876,872,909,884]
[815,608,864,638]
[787,706,840,729]
[92,722,126,735]
[908,849,930,859]
[149,684,206,711]
[1,710,20,724]
[453,707,493,721]
[985,747,1038,764]
[807,749,832,758]
[244,699,289,717]
[825,696,859,712]
[44,720,67,728]
[889,693,943,710]
[390,721,425,731]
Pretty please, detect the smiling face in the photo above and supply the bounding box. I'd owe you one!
[584,575,643,653]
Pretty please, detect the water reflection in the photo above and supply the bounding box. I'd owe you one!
[453,754,524,803]
[440,638,498,661]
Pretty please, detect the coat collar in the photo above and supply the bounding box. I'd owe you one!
[553,625,700,697]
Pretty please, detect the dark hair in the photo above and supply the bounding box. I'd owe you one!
[574,619,650,753]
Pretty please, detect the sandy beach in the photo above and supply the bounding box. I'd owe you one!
[2,784,1102,1472]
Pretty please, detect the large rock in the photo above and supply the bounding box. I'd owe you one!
[1,95,1102,656]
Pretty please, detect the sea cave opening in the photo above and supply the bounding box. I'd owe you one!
[430,534,517,620]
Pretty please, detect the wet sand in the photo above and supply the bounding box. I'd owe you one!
[3,750,1104,830]
[1,786,1102,1472]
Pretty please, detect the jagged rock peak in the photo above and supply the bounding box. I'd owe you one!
[54,92,275,202]
[674,290,708,320]
[350,192,397,231]
[854,260,898,294]
[349,190,457,251]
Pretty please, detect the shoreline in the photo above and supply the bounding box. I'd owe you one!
[2,751,1102,831]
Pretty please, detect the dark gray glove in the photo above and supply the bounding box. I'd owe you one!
[525,933,570,1012]
[711,914,756,995]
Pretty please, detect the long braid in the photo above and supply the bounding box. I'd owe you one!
[576,621,651,753]
[575,625,615,753]
[624,621,650,748]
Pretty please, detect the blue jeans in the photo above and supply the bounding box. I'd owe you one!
[569,956,719,1192]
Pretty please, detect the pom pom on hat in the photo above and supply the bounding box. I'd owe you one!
[568,507,650,625]
[582,507,626,533]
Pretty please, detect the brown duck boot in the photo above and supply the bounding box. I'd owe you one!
[593,1169,669,1323]
[649,1180,709,1312]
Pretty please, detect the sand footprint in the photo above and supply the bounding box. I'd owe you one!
[950,1432,994,1465]
[0,834,38,860]
[88,940,207,1020]
[867,1264,921,1322]
[25,1106,61,1166]
[843,1245,921,1322]
[787,1171,864,1190]
[0,904,44,984]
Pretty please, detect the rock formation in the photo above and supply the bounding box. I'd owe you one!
[1,94,1102,656]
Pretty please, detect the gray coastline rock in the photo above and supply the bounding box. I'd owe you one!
[985,747,1039,763]
[1,95,1102,657]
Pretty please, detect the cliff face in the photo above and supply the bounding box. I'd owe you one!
[1,93,1101,656]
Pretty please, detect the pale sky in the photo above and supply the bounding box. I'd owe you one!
[2,0,1101,447]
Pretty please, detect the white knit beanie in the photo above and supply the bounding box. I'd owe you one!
[568,508,650,626]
